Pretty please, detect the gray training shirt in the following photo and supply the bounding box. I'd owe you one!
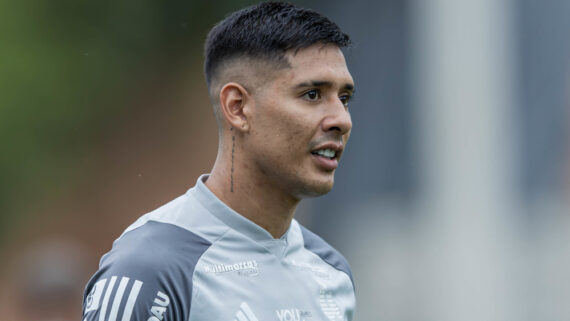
[82,175,356,321]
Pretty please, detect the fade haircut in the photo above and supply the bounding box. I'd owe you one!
[204,1,351,91]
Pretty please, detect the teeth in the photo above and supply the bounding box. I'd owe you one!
[315,149,336,158]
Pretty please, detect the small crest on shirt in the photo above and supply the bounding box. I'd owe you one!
[289,260,330,279]
[85,278,107,312]
[203,260,259,277]
[319,289,343,321]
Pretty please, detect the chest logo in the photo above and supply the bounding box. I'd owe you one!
[203,260,259,276]
[289,260,330,279]
[235,302,259,321]
[319,290,342,321]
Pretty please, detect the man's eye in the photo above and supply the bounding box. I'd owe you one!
[339,94,352,107]
[303,90,320,101]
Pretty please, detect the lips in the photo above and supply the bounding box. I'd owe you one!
[310,142,343,170]
[312,148,336,159]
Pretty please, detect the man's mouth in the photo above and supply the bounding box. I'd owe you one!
[311,148,337,159]
[310,141,343,170]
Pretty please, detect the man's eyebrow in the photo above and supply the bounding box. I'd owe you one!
[295,80,332,88]
[295,81,355,93]
[343,83,355,93]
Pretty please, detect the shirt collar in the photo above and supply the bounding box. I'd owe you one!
[190,174,291,243]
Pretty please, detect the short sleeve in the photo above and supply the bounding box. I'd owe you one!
[82,221,211,321]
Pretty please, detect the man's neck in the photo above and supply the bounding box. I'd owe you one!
[205,161,299,239]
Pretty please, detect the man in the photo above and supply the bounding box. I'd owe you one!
[82,2,356,321]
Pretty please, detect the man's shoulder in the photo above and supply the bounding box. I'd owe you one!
[83,221,210,321]
[298,223,354,285]
[102,220,212,273]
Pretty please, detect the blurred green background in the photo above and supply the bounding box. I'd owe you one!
[0,0,261,246]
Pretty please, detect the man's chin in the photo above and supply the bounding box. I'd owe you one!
[294,178,334,199]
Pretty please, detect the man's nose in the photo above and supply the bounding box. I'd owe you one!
[321,99,352,135]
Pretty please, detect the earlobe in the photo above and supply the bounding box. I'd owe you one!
[219,82,250,132]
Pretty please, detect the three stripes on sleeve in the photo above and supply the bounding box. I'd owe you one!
[84,276,143,321]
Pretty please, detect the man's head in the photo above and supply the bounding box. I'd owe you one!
[204,2,354,199]
[204,2,351,122]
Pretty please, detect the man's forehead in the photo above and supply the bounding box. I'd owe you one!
[280,46,353,87]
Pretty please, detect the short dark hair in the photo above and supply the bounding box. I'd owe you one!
[204,1,351,89]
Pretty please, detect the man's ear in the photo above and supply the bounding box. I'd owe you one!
[219,82,250,132]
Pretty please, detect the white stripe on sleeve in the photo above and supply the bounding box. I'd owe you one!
[108,277,129,321]
[99,276,117,321]
[121,280,143,321]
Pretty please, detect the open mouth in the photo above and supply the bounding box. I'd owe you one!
[311,148,337,160]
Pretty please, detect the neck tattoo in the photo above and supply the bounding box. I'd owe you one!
[231,129,235,193]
